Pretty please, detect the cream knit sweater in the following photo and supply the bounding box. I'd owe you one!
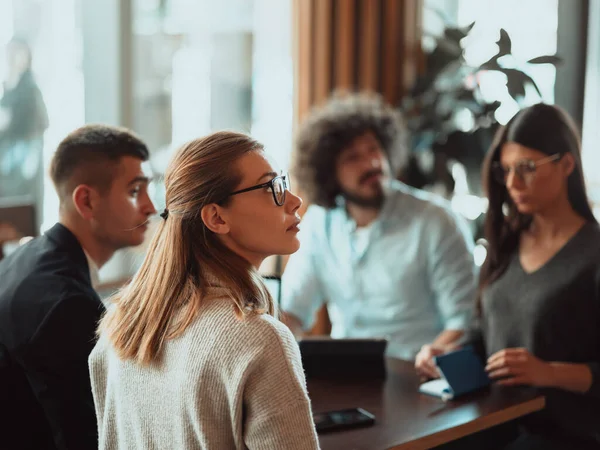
[89,288,320,450]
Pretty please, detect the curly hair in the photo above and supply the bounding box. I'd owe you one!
[293,92,407,208]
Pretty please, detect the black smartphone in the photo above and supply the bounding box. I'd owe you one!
[313,408,376,433]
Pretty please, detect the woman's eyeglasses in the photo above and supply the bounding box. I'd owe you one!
[491,153,562,186]
[227,174,290,206]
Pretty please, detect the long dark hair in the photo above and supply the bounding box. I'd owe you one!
[478,103,596,312]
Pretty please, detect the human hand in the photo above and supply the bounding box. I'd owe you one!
[415,344,445,380]
[486,348,553,387]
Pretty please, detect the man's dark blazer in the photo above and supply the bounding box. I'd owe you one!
[0,223,105,449]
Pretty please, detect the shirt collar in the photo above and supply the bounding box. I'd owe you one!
[83,250,100,289]
[335,181,399,233]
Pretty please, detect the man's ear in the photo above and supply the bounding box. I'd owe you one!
[201,204,230,235]
[72,185,98,220]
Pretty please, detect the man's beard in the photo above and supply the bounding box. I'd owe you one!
[339,169,389,209]
[340,185,386,209]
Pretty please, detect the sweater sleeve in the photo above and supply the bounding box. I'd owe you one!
[243,320,320,450]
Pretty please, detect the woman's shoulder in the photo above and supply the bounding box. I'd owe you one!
[581,221,600,240]
[194,297,297,348]
[557,223,600,287]
[230,308,297,350]
[573,222,600,261]
[186,301,303,376]
[247,312,298,346]
[241,313,305,377]
[88,331,113,372]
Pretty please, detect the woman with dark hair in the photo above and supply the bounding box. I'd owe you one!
[417,104,600,449]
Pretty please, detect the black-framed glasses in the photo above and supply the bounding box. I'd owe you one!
[227,174,290,206]
[491,153,562,186]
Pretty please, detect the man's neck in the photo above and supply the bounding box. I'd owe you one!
[59,217,114,269]
[346,203,381,228]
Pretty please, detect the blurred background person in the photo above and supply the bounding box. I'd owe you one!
[0,36,48,204]
[281,93,476,360]
[416,104,600,450]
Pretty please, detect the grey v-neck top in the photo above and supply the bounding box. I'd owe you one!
[480,222,600,444]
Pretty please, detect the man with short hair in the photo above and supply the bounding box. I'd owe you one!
[0,124,156,449]
[282,93,476,360]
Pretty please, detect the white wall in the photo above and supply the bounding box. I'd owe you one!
[582,0,600,213]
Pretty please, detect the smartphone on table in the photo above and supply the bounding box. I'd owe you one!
[313,408,376,433]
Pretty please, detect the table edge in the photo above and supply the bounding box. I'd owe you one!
[387,395,546,450]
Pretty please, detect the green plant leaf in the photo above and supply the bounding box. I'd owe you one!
[464,21,476,34]
[479,55,501,71]
[432,36,463,58]
[445,27,466,43]
[500,68,542,101]
[527,55,562,65]
[497,28,511,55]
[444,21,475,43]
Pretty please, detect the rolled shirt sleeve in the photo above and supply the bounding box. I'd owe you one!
[426,207,477,332]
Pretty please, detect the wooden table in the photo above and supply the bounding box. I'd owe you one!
[309,359,545,450]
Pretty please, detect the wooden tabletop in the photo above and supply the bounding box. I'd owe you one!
[309,358,545,450]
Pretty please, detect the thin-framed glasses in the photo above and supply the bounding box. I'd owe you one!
[227,174,290,206]
[491,153,562,186]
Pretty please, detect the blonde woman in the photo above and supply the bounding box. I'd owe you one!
[89,131,319,450]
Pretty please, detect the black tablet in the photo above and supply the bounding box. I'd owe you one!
[298,337,388,379]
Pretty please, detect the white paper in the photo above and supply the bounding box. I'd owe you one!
[419,379,454,400]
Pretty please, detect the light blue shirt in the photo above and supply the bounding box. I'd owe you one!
[282,181,476,360]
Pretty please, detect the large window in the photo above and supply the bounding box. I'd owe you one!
[116,0,293,278]
[0,0,84,232]
[131,0,294,180]
[457,0,558,124]
[425,0,558,125]
[582,0,600,214]
[1,0,293,281]
[422,0,559,260]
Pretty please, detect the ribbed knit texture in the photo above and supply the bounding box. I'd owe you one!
[89,288,320,450]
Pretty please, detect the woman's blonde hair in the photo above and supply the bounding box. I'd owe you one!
[99,131,274,365]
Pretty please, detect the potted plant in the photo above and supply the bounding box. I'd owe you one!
[400,18,561,234]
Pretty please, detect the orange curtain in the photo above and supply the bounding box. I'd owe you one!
[294,0,423,123]
[290,0,423,334]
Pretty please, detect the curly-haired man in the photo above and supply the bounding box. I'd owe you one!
[281,93,476,361]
